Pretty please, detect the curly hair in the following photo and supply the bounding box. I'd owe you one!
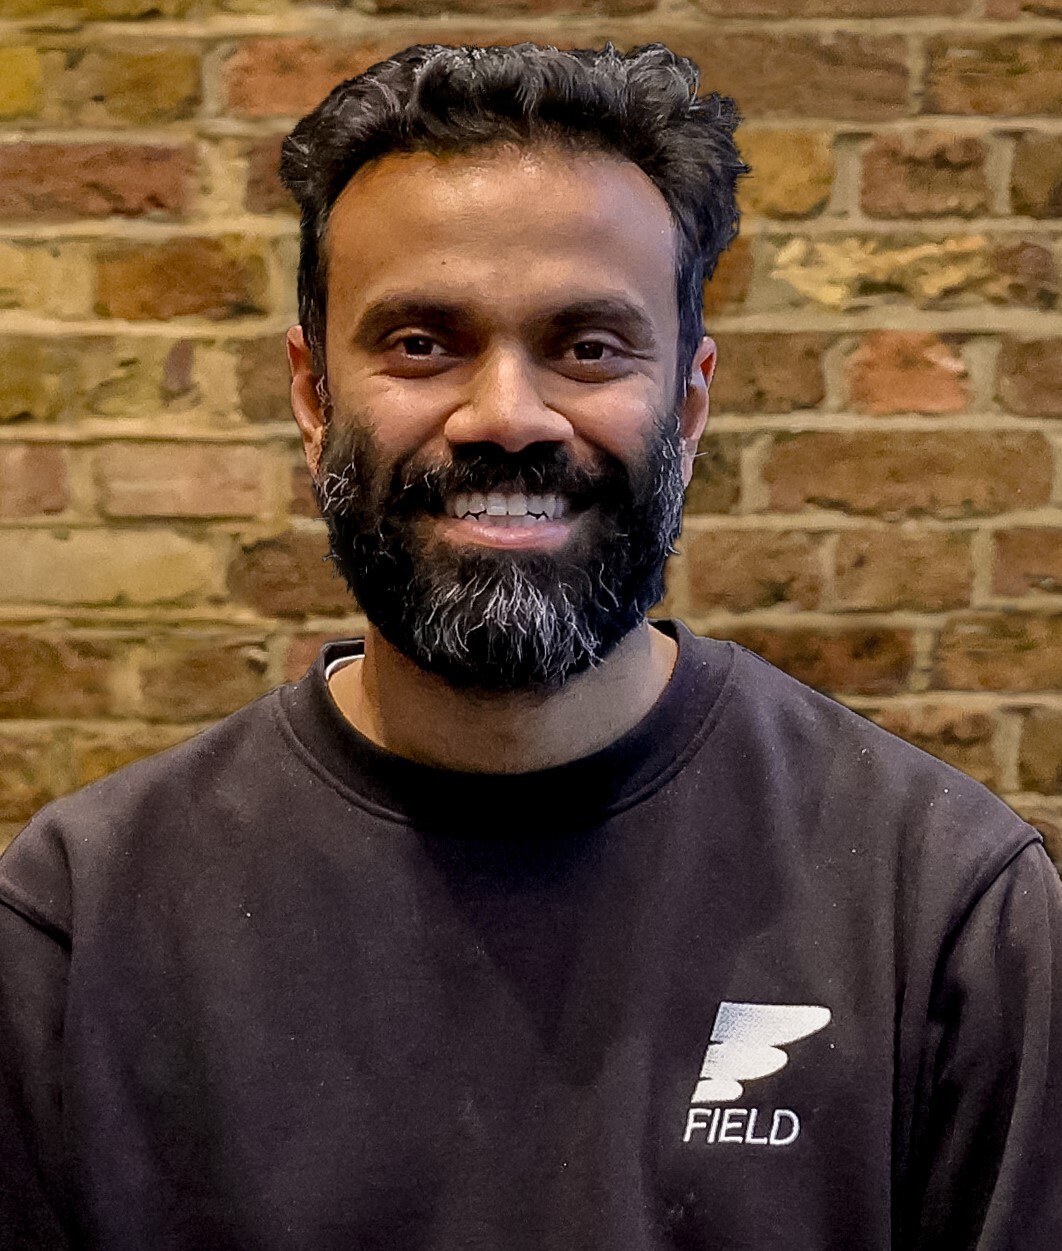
[279,41,748,389]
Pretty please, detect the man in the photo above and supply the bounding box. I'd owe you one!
[1,41,1059,1250]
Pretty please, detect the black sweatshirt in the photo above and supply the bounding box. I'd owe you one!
[1,621,1060,1249]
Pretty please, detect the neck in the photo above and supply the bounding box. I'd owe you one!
[327,620,678,773]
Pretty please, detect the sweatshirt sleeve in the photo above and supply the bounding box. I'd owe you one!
[0,832,75,1249]
[905,842,1062,1251]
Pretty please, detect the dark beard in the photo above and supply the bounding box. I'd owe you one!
[313,411,687,694]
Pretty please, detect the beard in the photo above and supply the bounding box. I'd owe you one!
[312,402,687,695]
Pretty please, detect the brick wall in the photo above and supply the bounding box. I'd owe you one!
[0,0,1059,867]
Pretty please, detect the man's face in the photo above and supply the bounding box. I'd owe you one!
[288,143,714,692]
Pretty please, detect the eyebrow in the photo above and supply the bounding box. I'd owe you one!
[349,296,659,350]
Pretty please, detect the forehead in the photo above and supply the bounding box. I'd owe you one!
[323,144,679,330]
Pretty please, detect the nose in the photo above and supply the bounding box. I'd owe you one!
[443,344,574,454]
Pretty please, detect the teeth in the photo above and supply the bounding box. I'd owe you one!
[449,490,568,520]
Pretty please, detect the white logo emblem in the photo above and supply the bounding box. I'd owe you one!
[691,1001,832,1104]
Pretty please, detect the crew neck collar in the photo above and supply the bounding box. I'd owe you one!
[279,620,735,833]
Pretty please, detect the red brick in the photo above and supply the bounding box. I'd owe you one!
[834,529,972,612]
[684,529,821,613]
[225,38,386,118]
[867,703,997,788]
[284,632,341,681]
[0,732,59,824]
[97,443,268,519]
[1012,134,1062,217]
[228,530,354,617]
[993,529,1062,598]
[763,432,1052,519]
[924,38,1062,116]
[245,136,293,214]
[0,632,115,718]
[1019,707,1062,793]
[0,444,68,517]
[935,614,1062,691]
[846,332,967,415]
[997,337,1062,417]
[683,433,742,515]
[861,132,988,219]
[95,238,270,321]
[59,47,201,125]
[991,240,1058,310]
[710,333,829,414]
[236,335,292,423]
[138,638,269,721]
[702,236,753,317]
[725,625,915,695]
[0,144,192,222]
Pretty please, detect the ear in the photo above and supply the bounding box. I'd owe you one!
[678,336,716,486]
[287,325,327,476]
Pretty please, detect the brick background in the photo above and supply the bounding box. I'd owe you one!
[0,0,1058,869]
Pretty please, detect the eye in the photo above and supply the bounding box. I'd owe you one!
[569,340,612,362]
[394,334,440,357]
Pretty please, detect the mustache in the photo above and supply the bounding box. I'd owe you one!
[318,436,630,519]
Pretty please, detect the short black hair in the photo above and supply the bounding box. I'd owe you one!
[280,41,748,390]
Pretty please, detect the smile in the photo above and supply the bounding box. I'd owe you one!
[445,492,569,526]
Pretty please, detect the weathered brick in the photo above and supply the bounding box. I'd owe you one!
[290,460,318,518]
[0,530,222,605]
[1012,133,1062,218]
[771,235,994,311]
[990,240,1058,310]
[236,335,291,423]
[225,31,909,122]
[866,703,997,788]
[0,47,42,119]
[0,445,69,518]
[845,332,967,415]
[988,0,1062,14]
[924,37,1062,116]
[763,432,1051,519]
[1013,805,1062,871]
[371,0,652,14]
[245,136,293,214]
[283,632,338,681]
[43,0,194,16]
[684,529,821,612]
[994,529,1062,598]
[60,47,201,125]
[735,130,832,219]
[834,529,972,611]
[0,242,93,319]
[138,638,269,721]
[98,443,268,518]
[0,338,78,422]
[0,732,59,824]
[0,632,115,718]
[1020,707,1062,793]
[710,333,829,415]
[683,433,742,515]
[675,31,909,121]
[77,338,197,419]
[861,132,988,219]
[72,724,192,790]
[95,238,270,321]
[0,144,193,222]
[694,0,965,11]
[726,625,914,695]
[935,614,1062,691]
[701,236,753,317]
[228,529,354,616]
[997,337,1062,417]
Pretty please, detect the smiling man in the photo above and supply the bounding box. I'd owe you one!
[1,42,1061,1251]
